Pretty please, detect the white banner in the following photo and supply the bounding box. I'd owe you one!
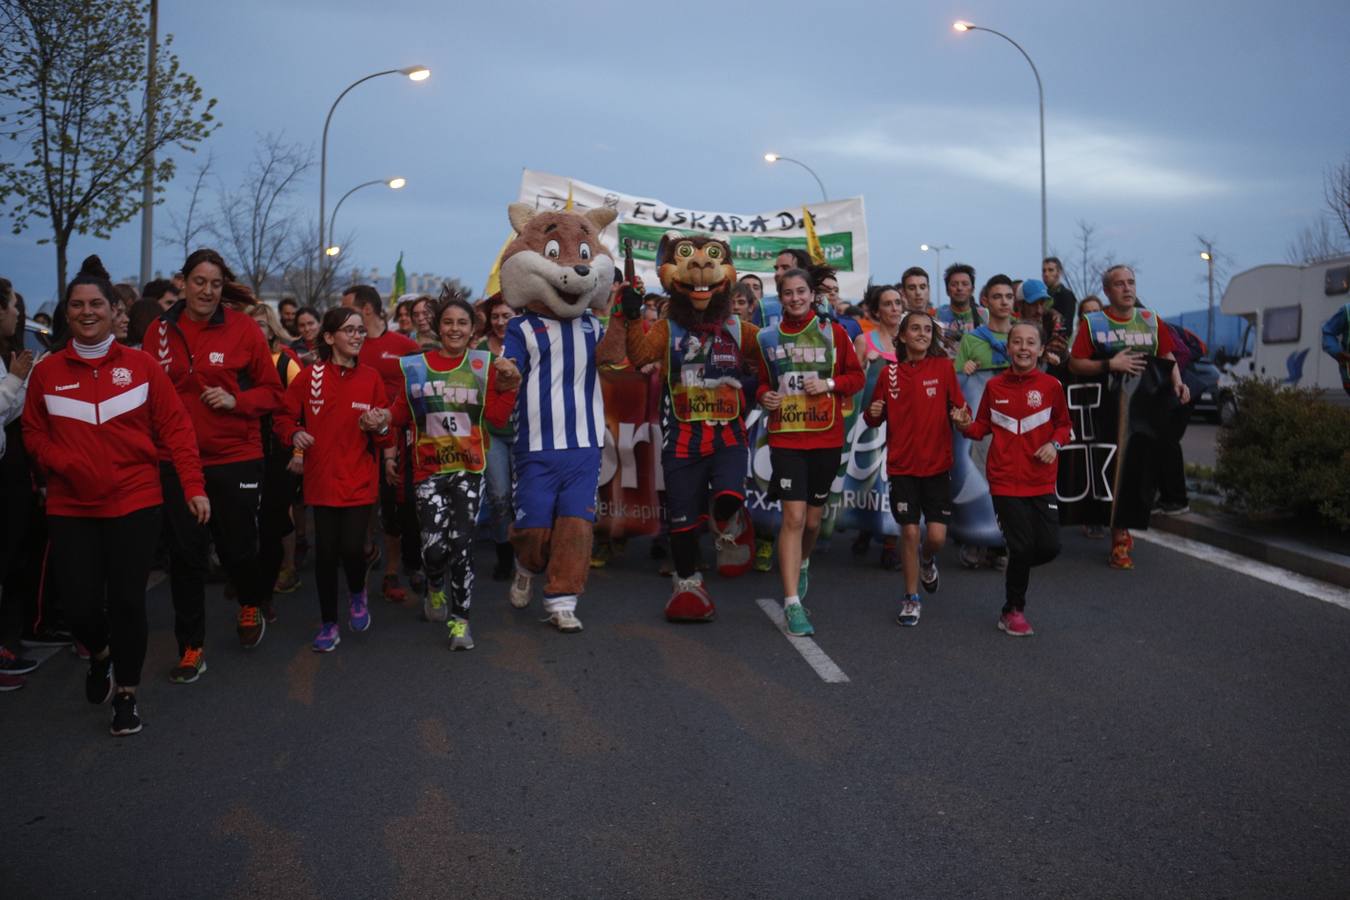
[516,169,871,300]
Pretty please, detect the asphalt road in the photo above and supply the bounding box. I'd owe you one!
[5,528,1350,899]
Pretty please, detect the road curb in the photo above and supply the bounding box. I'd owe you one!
[1150,511,1350,590]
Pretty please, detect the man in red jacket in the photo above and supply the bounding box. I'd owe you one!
[342,284,424,602]
[959,321,1072,636]
[150,249,283,679]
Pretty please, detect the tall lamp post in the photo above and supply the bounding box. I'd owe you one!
[920,243,953,304]
[1200,244,1216,353]
[319,66,429,269]
[763,153,829,201]
[325,177,407,258]
[954,21,1047,264]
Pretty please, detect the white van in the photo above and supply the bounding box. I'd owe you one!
[1220,254,1350,406]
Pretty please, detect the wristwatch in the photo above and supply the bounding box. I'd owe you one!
[1051,440,1063,451]
[826,377,836,392]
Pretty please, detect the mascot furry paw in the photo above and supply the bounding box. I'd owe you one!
[498,203,625,632]
[608,231,760,623]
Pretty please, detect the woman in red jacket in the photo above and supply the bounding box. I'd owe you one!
[958,321,1073,636]
[274,307,393,652]
[751,268,865,637]
[22,257,210,736]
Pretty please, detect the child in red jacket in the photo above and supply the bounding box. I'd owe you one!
[863,311,972,626]
[958,321,1072,636]
[274,308,394,652]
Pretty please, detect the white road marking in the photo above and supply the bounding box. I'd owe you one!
[1132,530,1350,610]
[755,598,851,683]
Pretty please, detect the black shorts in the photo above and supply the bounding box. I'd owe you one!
[888,473,953,526]
[664,446,748,533]
[769,446,840,507]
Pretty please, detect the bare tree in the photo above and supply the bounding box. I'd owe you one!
[1285,215,1345,265]
[212,132,311,295]
[1324,151,1350,245]
[282,221,356,308]
[160,150,213,268]
[1067,219,1107,298]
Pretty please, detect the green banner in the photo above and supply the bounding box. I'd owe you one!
[617,223,855,273]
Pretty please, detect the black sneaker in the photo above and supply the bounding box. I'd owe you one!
[1158,501,1190,515]
[86,655,113,704]
[110,692,142,736]
[0,646,39,675]
[22,626,73,648]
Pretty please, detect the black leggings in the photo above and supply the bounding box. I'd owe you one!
[415,472,481,618]
[258,449,298,610]
[47,506,161,687]
[313,505,371,624]
[160,459,263,651]
[992,494,1061,612]
[671,491,743,579]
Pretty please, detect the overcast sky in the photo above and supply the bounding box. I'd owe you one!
[2,0,1347,313]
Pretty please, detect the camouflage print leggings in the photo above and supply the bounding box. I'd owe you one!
[414,471,483,618]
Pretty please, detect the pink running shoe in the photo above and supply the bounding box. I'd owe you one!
[998,610,1034,636]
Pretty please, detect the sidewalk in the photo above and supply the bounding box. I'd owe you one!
[1150,509,1350,591]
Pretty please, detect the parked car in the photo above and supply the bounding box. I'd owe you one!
[1186,358,1223,422]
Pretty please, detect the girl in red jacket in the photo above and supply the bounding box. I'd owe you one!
[22,257,209,736]
[863,310,972,627]
[274,308,394,652]
[958,321,1072,636]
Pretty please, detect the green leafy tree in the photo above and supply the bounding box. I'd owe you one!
[0,0,217,297]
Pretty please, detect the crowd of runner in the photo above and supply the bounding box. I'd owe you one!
[0,243,1202,736]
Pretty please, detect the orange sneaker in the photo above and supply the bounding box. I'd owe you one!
[1109,532,1134,570]
[236,605,265,648]
[169,646,206,683]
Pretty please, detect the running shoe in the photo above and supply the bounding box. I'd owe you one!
[312,623,340,653]
[448,616,475,651]
[382,573,407,603]
[1157,501,1190,515]
[0,646,39,676]
[958,544,987,569]
[1109,532,1134,570]
[86,654,113,704]
[72,639,91,660]
[783,602,814,637]
[797,562,810,601]
[998,610,1034,636]
[0,673,24,692]
[273,566,300,593]
[509,568,533,609]
[168,647,206,684]
[109,691,142,736]
[349,590,371,633]
[897,595,922,627]
[546,610,583,633]
[589,538,611,569]
[753,538,773,573]
[1082,525,1106,539]
[237,605,265,648]
[920,555,940,594]
[22,626,73,648]
[423,587,448,623]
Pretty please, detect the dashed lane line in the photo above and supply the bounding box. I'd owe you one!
[755,598,851,684]
[1132,530,1350,610]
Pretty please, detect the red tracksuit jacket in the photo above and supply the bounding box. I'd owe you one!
[273,360,393,507]
[862,355,966,477]
[23,342,206,517]
[962,367,1072,497]
[149,301,283,466]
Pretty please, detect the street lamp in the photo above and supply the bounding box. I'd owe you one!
[954,21,1047,264]
[325,177,407,256]
[1200,246,1216,352]
[763,152,829,201]
[319,66,429,268]
[920,243,953,305]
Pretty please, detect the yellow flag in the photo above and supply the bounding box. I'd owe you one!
[803,206,825,265]
[564,182,575,211]
[483,231,515,297]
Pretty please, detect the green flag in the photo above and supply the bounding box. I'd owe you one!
[391,252,407,309]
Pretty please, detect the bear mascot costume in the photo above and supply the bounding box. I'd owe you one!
[606,232,759,622]
[497,202,626,632]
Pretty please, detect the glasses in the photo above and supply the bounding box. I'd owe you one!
[337,325,368,337]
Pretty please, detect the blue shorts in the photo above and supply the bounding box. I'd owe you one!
[512,448,602,529]
[664,446,747,533]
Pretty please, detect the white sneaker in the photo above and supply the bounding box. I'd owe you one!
[509,568,533,609]
[920,556,940,593]
[546,610,583,633]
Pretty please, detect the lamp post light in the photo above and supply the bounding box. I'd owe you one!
[1200,246,1216,352]
[325,177,407,257]
[319,66,429,269]
[763,152,829,201]
[920,243,953,305]
[954,21,1047,264]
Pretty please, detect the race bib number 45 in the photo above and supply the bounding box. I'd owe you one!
[427,411,472,438]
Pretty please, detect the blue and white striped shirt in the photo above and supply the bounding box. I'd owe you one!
[503,311,605,454]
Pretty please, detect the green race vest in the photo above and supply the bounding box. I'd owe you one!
[757,319,836,433]
[399,350,491,475]
[1084,308,1160,358]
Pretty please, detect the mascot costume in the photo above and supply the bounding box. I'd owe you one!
[609,233,759,622]
[498,202,626,632]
